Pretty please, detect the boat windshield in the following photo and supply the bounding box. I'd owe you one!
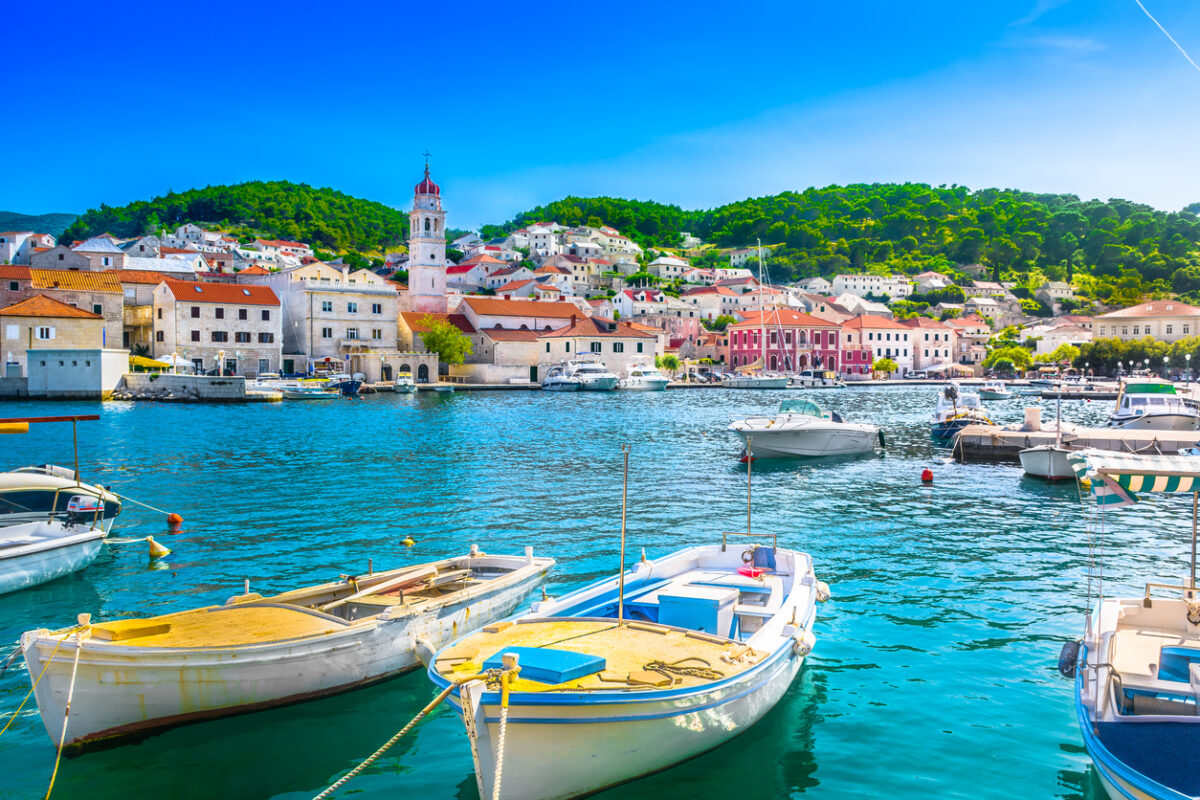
[1125,381,1177,396]
[780,398,827,417]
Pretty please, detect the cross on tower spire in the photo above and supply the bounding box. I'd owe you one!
[422,149,432,176]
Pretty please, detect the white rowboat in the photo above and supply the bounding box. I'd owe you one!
[20,548,553,750]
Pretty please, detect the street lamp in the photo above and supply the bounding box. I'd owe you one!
[1164,355,1170,379]
[1188,353,1193,389]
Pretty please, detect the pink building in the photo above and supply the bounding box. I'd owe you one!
[726,308,846,373]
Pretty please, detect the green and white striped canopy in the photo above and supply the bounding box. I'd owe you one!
[1068,449,1200,507]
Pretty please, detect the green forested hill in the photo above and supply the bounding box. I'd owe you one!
[0,211,78,237]
[484,185,1200,302]
[61,181,408,254]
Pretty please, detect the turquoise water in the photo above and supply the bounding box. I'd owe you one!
[0,387,1193,799]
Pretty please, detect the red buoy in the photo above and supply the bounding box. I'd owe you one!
[167,512,183,533]
[921,468,933,483]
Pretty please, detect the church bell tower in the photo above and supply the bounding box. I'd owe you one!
[408,157,447,314]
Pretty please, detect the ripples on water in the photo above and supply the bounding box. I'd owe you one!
[0,387,1191,799]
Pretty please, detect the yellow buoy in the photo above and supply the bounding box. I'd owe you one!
[402,536,415,547]
[147,536,171,559]
[0,423,29,434]
[1080,478,1092,490]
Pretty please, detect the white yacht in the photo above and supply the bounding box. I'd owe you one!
[723,372,790,389]
[564,358,619,391]
[930,382,990,440]
[541,364,582,392]
[1109,379,1199,431]
[618,360,670,391]
[978,379,1013,400]
[789,369,846,389]
[729,397,881,458]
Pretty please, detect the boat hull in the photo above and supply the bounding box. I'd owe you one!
[21,559,551,749]
[723,376,790,389]
[392,382,417,394]
[617,379,669,391]
[459,644,804,800]
[931,418,974,439]
[978,391,1012,400]
[1110,413,1198,432]
[1018,445,1076,481]
[0,523,105,596]
[541,381,580,392]
[577,377,618,391]
[731,424,878,457]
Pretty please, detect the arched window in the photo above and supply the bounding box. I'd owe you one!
[425,218,431,232]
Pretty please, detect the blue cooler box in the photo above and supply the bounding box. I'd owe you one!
[658,586,738,636]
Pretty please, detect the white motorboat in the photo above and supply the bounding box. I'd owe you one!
[282,387,338,400]
[20,548,554,750]
[729,397,881,458]
[1,516,109,597]
[722,372,790,389]
[1109,379,1199,431]
[541,364,582,392]
[564,358,619,391]
[930,382,991,440]
[618,359,670,391]
[789,369,846,389]
[1061,450,1200,800]
[247,373,303,391]
[978,380,1013,400]
[1020,391,1076,481]
[0,465,120,532]
[393,372,417,393]
[429,541,827,800]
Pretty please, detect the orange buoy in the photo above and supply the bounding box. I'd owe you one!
[921,468,934,483]
[167,513,183,533]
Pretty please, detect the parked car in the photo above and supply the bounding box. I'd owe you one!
[908,370,927,379]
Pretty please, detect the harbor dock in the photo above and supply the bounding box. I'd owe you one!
[955,423,1200,463]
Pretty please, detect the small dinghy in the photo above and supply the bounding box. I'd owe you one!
[429,540,827,800]
[20,548,553,750]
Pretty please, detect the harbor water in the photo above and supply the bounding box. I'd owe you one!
[0,386,1192,799]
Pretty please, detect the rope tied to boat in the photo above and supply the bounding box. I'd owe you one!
[311,664,517,800]
[0,625,81,740]
[45,618,90,800]
[643,656,725,684]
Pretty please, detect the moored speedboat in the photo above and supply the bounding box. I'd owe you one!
[722,372,790,389]
[729,397,881,457]
[979,379,1013,400]
[541,364,582,392]
[282,387,338,400]
[325,372,363,397]
[565,358,619,391]
[20,548,554,750]
[393,372,417,393]
[1062,450,1200,800]
[1109,379,1198,431]
[930,382,991,440]
[789,369,846,389]
[429,541,827,800]
[617,359,670,391]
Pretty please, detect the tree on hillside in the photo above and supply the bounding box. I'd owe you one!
[707,315,738,331]
[418,316,472,367]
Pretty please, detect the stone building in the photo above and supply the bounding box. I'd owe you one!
[152,279,282,375]
[0,294,105,376]
[537,316,658,376]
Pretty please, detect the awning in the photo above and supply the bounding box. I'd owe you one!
[129,355,170,369]
[1068,449,1200,507]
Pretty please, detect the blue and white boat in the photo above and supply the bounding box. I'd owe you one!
[428,539,829,800]
[931,382,990,440]
[1063,449,1200,800]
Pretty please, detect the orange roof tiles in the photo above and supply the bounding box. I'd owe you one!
[841,314,909,330]
[400,311,475,334]
[1099,300,1200,319]
[538,316,655,339]
[239,265,270,275]
[0,265,31,280]
[0,294,103,319]
[162,279,279,306]
[30,269,121,293]
[728,308,834,329]
[116,269,175,285]
[460,297,583,319]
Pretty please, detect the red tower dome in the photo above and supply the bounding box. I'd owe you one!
[414,163,440,196]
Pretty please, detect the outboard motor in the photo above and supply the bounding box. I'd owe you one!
[1058,640,1081,679]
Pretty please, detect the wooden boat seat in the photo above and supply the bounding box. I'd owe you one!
[733,604,775,618]
[89,603,350,648]
[1112,627,1200,679]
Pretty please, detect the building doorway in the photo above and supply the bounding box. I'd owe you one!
[417,364,430,383]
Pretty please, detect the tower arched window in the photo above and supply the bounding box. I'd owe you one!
[425,218,431,232]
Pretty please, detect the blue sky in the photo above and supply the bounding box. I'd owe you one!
[6,0,1200,229]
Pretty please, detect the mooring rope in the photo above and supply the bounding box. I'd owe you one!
[45,627,86,799]
[0,628,77,740]
[643,656,725,683]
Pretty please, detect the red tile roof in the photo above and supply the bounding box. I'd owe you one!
[1099,300,1200,319]
[841,314,909,330]
[460,297,582,319]
[161,279,279,306]
[538,316,655,339]
[481,328,541,342]
[463,254,506,266]
[0,294,103,319]
[116,269,175,285]
[447,264,480,275]
[256,239,309,249]
[900,316,954,329]
[728,308,833,329]
[400,311,475,334]
[0,265,31,280]
[497,279,534,292]
[239,265,270,275]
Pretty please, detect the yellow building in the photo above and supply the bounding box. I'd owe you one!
[0,294,105,375]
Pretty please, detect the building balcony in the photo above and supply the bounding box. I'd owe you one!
[124,305,153,326]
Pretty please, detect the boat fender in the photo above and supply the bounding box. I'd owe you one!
[414,638,436,668]
[1058,640,1081,679]
[815,581,831,603]
[1189,602,1200,625]
[877,429,886,449]
[147,536,171,559]
[793,630,816,657]
[741,547,756,564]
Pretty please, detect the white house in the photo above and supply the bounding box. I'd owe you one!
[151,279,282,375]
[1095,300,1200,343]
[840,315,914,375]
[831,274,912,299]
